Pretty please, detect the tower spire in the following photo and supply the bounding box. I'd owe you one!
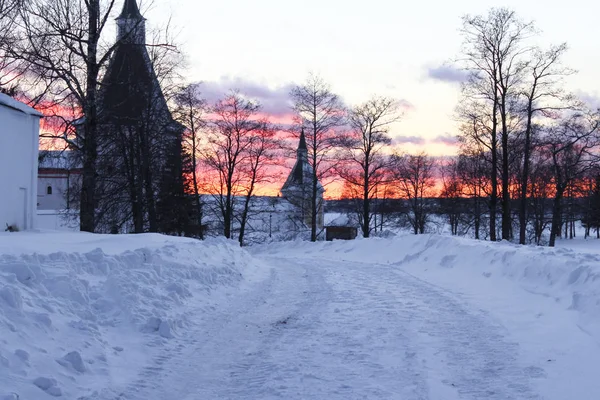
[116,0,145,44]
[297,128,308,162]
[298,128,307,151]
[117,0,143,20]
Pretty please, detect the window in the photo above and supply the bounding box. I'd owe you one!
[46,186,52,195]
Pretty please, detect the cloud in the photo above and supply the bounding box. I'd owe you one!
[392,135,426,145]
[398,99,415,111]
[426,65,468,84]
[199,77,295,117]
[577,91,600,109]
[430,133,459,146]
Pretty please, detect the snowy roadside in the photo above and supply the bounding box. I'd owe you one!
[253,234,600,399]
[0,232,269,399]
[255,234,600,334]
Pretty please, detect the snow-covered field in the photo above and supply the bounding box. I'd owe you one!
[1,230,599,399]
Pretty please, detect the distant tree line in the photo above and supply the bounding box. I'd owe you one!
[1,2,599,247]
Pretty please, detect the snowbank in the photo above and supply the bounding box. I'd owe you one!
[258,234,600,338]
[0,232,268,399]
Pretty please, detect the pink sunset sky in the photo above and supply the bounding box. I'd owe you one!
[138,0,600,158]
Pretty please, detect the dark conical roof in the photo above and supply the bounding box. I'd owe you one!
[298,128,307,151]
[117,0,142,19]
[291,158,306,184]
[101,44,152,124]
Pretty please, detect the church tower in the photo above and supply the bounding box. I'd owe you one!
[281,129,325,233]
[116,0,146,45]
[100,0,157,124]
[89,0,188,233]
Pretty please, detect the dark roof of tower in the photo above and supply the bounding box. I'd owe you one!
[117,0,143,19]
[291,158,306,184]
[289,131,308,184]
[100,44,153,124]
[281,132,324,193]
[298,129,307,151]
[97,0,183,132]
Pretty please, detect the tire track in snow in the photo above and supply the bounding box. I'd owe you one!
[337,261,541,400]
[91,255,541,399]
[210,257,429,400]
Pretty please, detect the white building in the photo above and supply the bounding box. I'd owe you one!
[0,93,42,231]
[37,150,80,210]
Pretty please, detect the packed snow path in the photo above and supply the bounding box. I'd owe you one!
[92,255,566,400]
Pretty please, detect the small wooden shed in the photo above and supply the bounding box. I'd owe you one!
[325,226,358,241]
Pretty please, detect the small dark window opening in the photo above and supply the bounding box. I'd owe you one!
[47,186,52,195]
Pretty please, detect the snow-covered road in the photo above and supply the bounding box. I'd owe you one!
[96,254,564,400]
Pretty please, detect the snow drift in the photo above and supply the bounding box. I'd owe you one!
[0,232,267,399]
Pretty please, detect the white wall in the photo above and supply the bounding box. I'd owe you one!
[36,210,79,231]
[37,174,70,210]
[0,105,40,231]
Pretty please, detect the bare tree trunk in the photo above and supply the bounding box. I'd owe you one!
[519,100,535,244]
[549,190,564,247]
[490,117,498,241]
[238,195,251,247]
[134,133,145,233]
[140,126,157,232]
[224,188,233,239]
[80,0,100,232]
[363,178,370,237]
[310,107,318,242]
[500,97,511,241]
[191,139,203,239]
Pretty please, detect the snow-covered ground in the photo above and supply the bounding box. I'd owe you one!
[0,231,268,399]
[1,230,600,399]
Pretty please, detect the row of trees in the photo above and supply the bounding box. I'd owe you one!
[344,8,600,246]
[0,0,405,244]
[1,1,599,246]
[453,8,600,246]
[172,75,402,245]
[166,8,600,247]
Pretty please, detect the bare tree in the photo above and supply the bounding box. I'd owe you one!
[439,158,464,236]
[10,0,182,234]
[12,0,125,232]
[517,43,576,244]
[337,96,400,238]
[582,173,600,239]
[456,97,499,240]
[237,123,279,246]
[457,103,498,239]
[456,151,490,239]
[459,8,534,240]
[544,112,600,247]
[174,83,208,238]
[290,73,345,241]
[203,91,272,241]
[528,155,553,245]
[0,0,25,94]
[393,152,436,234]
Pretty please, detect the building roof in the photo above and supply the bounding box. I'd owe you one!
[0,93,43,117]
[325,213,359,227]
[99,0,179,130]
[38,150,81,170]
[101,43,153,124]
[117,0,143,19]
[281,132,323,193]
[298,128,307,151]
